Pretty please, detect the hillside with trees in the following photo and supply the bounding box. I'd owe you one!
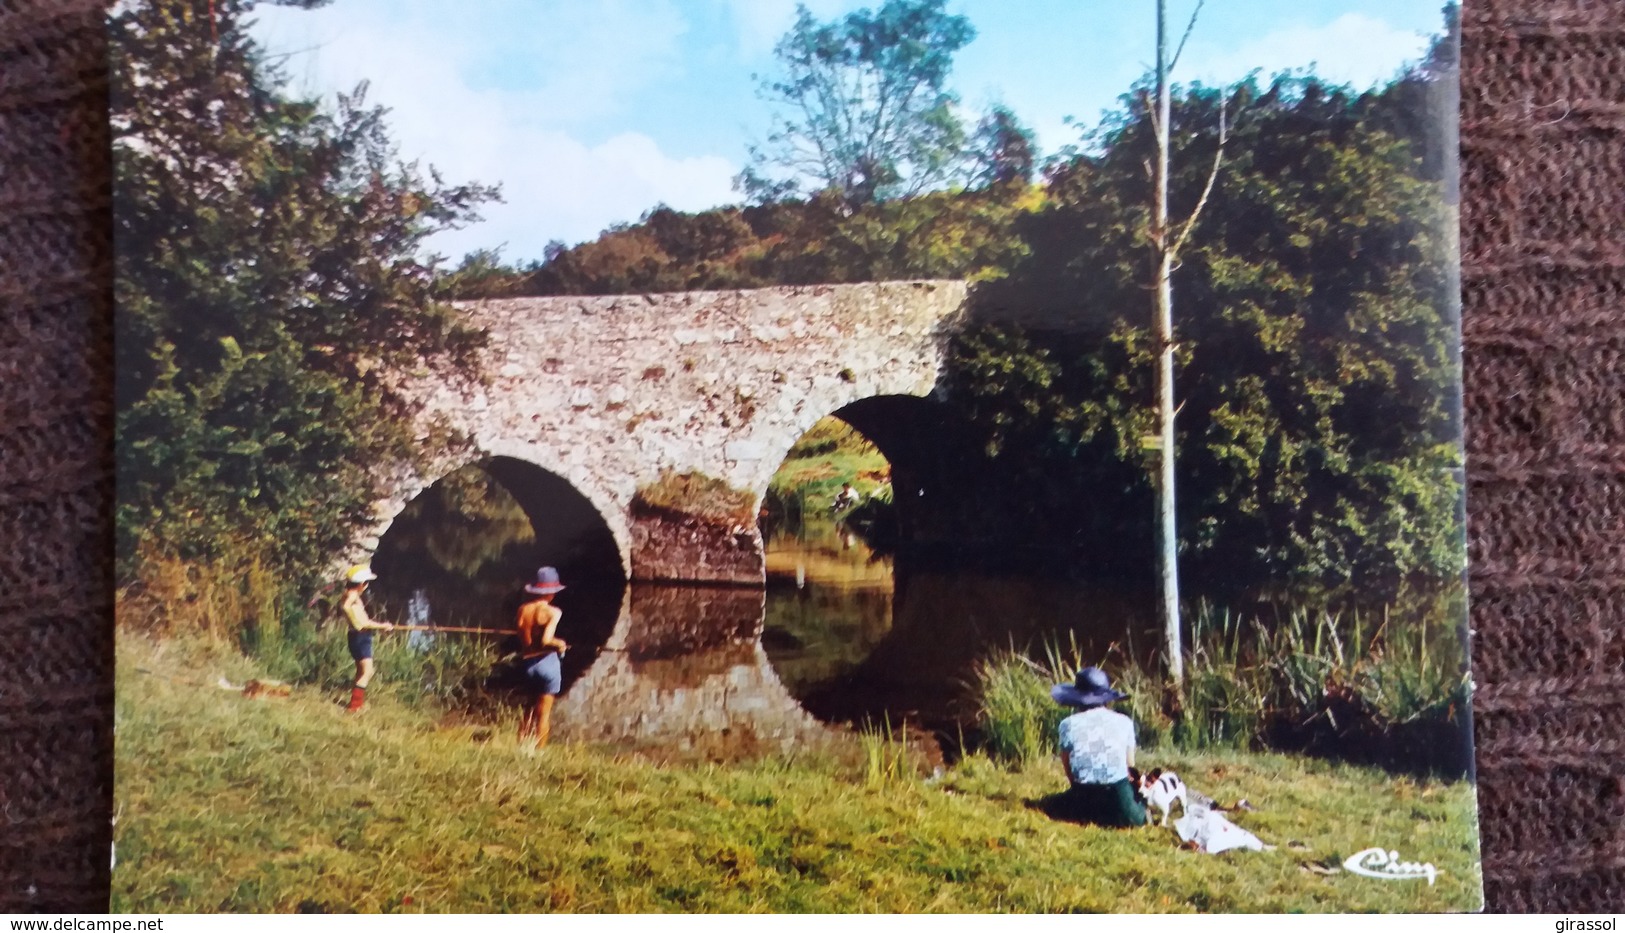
[113,0,1463,688]
[444,2,1463,609]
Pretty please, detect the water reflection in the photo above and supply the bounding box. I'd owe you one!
[763,521,893,700]
[847,571,1156,724]
[552,527,1158,754]
[371,464,625,691]
[374,466,1158,754]
[760,517,1158,733]
[557,585,832,754]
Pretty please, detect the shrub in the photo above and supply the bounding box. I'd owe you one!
[117,545,287,643]
[857,718,924,789]
[632,470,757,526]
[971,648,1056,765]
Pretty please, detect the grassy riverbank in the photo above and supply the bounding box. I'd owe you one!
[764,417,891,525]
[114,635,1481,913]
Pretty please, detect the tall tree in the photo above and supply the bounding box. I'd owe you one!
[738,0,976,208]
[112,0,497,586]
[967,104,1038,189]
[1148,0,1227,688]
[959,67,1460,603]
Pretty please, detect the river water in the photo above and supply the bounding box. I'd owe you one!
[761,518,1158,735]
[370,471,1157,753]
[762,522,894,704]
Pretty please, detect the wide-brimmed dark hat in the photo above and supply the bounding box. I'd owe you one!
[524,566,565,595]
[1051,666,1127,708]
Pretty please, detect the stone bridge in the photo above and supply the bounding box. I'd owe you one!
[369,281,977,750]
[375,280,971,585]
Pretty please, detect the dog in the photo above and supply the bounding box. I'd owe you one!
[1134,768,1220,826]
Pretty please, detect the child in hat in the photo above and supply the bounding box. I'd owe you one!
[516,566,569,749]
[341,564,394,712]
[1052,666,1147,827]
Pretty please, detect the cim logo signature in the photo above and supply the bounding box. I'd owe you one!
[1342,847,1440,885]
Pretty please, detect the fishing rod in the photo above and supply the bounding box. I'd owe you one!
[391,625,567,660]
[390,624,513,636]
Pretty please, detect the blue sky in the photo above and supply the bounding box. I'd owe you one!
[253,0,1449,262]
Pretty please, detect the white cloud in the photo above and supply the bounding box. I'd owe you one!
[251,1,737,260]
[1181,13,1431,90]
[712,0,863,59]
[439,133,737,260]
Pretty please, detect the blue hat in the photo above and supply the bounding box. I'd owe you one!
[524,566,565,595]
[1051,666,1127,709]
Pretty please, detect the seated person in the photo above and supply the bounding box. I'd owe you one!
[832,482,861,512]
[1051,666,1147,828]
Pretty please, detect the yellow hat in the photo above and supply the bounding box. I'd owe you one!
[346,564,378,584]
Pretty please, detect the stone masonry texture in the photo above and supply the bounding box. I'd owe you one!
[378,282,967,584]
[3,0,1624,911]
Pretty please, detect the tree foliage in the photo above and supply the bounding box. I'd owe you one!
[737,0,976,207]
[966,104,1038,189]
[113,0,497,587]
[116,0,1462,611]
[451,187,1037,298]
[960,68,1462,596]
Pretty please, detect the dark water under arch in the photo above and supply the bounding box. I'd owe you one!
[760,521,1156,736]
[366,453,1158,753]
[753,398,1159,739]
[369,457,626,693]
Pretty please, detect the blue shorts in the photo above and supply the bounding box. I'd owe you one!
[347,630,374,661]
[523,653,561,696]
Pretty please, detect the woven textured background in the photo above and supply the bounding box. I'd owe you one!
[1,0,1621,913]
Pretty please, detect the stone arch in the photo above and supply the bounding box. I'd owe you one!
[751,393,980,562]
[385,282,970,587]
[366,454,628,691]
[477,456,624,588]
[751,393,985,727]
[366,282,977,738]
[364,442,632,578]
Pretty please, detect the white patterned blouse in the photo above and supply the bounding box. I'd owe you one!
[1056,707,1136,785]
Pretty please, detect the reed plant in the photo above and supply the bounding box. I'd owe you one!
[1104,651,1175,751]
[1353,611,1470,726]
[970,646,1068,765]
[969,593,1471,773]
[1178,605,1267,750]
[857,718,919,789]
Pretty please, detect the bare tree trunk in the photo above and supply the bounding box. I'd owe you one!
[1153,0,1184,687]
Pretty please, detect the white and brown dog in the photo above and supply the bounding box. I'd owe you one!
[1133,768,1221,826]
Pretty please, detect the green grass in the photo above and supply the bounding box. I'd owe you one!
[971,647,1066,766]
[768,417,891,509]
[114,635,1482,913]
